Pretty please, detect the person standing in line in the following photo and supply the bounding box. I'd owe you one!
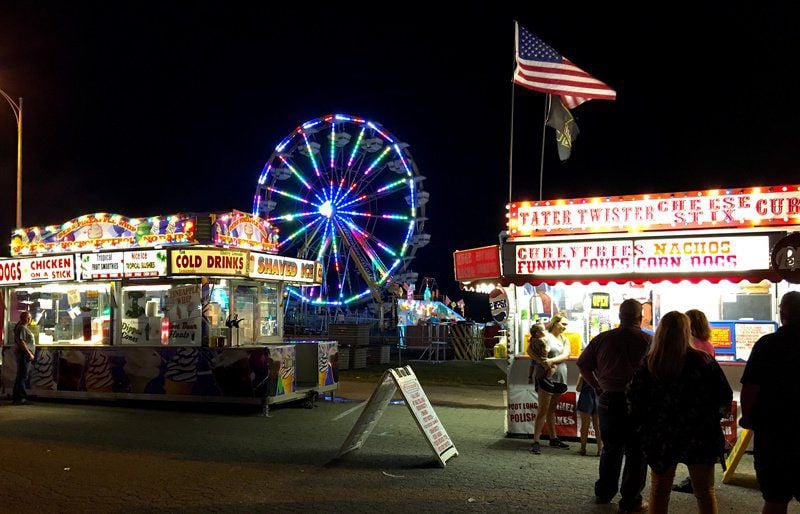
[740,291,800,514]
[628,311,732,514]
[641,301,655,335]
[577,299,652,514]
[576,373,602,456]
[673,308,718,494]
[534,312,572,452]
[686,309,716,357]
[13,311,36,405]
[527,324,565,455]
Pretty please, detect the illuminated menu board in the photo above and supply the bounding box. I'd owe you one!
[513,235,771,276]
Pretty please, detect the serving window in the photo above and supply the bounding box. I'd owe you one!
[205,279,282,345]
[9,282,113,345]
[517,280,782,363]
[121,280,203,346]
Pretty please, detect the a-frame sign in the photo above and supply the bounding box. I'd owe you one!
[337,365,459,467]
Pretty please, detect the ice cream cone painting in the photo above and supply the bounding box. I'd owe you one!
[318,342,338,386]
[281,367,294,394]
[30,348,58,392]
[58,349,87,391]
[84,350,115,392]
[164,347,199,396]
[263,345,295,396]
[124,348,163,393]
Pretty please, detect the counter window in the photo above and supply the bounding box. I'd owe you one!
[516,280,781,363]
[10,283,112,345]
[259,284,279,338]
[203,280,281,345]
[121,281,202,346]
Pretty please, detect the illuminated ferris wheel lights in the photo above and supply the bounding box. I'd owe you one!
[330,123,337,169]
[362,146,392,176]
[279,217,323,247]
[302,133,322,177]
[319,201,334,218]
[258,164,271,185]
[257,114,426,306]
[366,122,394,143]
[266,186,314,205]
[376,178,408,193]
[392,144,413,176]
[302,119,323,130]
[278,155,312,190]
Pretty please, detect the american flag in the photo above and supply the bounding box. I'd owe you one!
[513,22,616,109]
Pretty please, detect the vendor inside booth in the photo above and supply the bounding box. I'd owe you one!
[471,184,800,442]
[0,210,335,408]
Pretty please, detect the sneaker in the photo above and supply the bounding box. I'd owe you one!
[549,438,570,449]
[619,501,649,513]
[672,477,693,494]
[530,441,541,455]
[593,496,612,505]
[12,399,30,405]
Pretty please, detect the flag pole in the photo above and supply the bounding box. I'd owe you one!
[508,81,516,207]
[508,20,520,208]
[539,94,550,201]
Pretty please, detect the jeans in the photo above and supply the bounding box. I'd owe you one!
[650,464,717,514]
[595,392,647,510]
[13,356,30,403]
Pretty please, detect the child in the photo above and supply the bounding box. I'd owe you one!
[527,325,555,385]
[528,325,563,392]
[576,374,602,456]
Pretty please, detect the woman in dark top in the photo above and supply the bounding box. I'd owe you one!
[628,311,732,514]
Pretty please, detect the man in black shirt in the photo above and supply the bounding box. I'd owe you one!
[741,291,800,513]
[578,299,652,513]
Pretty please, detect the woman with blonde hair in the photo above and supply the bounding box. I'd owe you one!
[672,309,717,495]
[529,312,571,454]
[685,309,716,357]
[628,311,732,514]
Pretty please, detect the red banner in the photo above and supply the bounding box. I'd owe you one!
[454,245,501,282]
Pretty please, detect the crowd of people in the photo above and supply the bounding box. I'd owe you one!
[524,292,800,514]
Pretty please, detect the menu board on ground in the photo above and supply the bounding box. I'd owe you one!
[337,365,458,467]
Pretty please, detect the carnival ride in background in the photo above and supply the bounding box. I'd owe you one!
[253,114,429,327]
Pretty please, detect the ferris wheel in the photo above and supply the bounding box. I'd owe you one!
[253,114,429,306]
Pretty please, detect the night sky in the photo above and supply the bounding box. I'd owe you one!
[0,4,797,296]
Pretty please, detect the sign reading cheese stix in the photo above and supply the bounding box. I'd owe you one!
[170,248,248,277]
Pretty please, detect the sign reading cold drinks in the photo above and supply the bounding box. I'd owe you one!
[170,248,248,276]
[509,185,800,237]
[515,236,771,276]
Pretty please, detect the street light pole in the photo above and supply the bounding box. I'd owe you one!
[1,88,23,228]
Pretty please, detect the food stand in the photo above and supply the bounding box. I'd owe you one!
[0,210,337,410]
[457,185,800,441]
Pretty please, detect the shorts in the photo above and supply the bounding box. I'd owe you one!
[754,431,800,503]
[576,385,598,415]
[536,377,567,395]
